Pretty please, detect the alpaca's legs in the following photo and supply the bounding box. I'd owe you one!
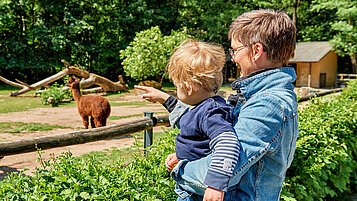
[90,117,96,128]
[100,118,107,126]
[93,118,102,128]
[82,116,89,129]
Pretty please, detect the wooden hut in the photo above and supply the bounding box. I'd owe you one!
[289,41,338,88]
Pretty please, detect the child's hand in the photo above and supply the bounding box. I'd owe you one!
[165,153,178,171]
[134,85,170,104]
[203,187,225,201]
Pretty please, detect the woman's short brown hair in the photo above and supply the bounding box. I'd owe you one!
[167,39,225,93]
[228,9,296,65]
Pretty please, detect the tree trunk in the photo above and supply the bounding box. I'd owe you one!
[351,53,357,74]
[1,60,129,96]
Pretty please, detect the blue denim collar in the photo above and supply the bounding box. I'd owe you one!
[231,67,297,98]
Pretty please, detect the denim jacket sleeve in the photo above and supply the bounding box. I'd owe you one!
[229,94,285,183]
[165,98,189,129]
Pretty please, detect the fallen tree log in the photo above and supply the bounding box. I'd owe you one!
[0,115,170,157]
[1,60,129,97]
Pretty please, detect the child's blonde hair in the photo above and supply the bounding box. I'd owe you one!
[167,39,225,93]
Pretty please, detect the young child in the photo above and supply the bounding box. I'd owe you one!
[136,38,240,200]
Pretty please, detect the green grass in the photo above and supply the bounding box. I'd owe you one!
[79,129,168,164]
[109,101,154,107]
[108,112,168,120]
[220,86,232,90]
[0,85,21,95]
[108,114,144,120]
[0,122,72,134]
[0,96,44,113]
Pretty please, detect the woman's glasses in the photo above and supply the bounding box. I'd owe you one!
[229,45,245,57]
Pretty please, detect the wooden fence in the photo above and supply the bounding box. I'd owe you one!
[0,87,346,158]
[0,114,170,158]
[336,74,357,88]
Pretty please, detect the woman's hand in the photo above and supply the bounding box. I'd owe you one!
[165,153,178,171]
[134,85,170,104]
[203,187,225,201]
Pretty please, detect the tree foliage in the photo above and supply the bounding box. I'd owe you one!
[0,0,356,83]
[120,26,190,81]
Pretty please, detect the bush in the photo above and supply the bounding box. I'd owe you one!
[282,80,357,201]
[120,26,191,81]
[0,128,178,200]
[1,81,356,200]
[40,82,72,107]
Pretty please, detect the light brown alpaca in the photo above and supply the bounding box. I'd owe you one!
[67,76,111,129]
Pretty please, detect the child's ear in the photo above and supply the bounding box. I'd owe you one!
[183,81,193,96]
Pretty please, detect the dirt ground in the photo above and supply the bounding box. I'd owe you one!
[0,90,172,180]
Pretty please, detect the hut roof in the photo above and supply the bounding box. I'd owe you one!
[289,41,333,62]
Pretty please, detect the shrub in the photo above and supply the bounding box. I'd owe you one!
[120,26,191,81]
[0,128,178,200]
[1,81,356,200]
[40,82,72,107]
[282,80,357,200]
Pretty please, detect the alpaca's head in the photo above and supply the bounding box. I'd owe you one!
[67,76,80,88]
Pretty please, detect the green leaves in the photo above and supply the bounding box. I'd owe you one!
[282,80,357,200]
[1,82,356,200]
[40,82,72,107]
[120,26,190,81]
[0,127,179,200]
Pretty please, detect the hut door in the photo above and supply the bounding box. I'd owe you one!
[319,73,326,88]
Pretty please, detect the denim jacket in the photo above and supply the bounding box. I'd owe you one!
[169,67,299,201]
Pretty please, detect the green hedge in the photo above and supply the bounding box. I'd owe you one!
[282,80,357,200]
[0,81,356,200]
[0,129,178,200]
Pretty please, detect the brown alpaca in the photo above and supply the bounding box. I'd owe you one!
[67,76,111,129]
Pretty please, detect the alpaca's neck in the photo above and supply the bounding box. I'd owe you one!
[71,84,82,102]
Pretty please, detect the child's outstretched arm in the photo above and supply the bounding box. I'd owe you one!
[134,86,170,104]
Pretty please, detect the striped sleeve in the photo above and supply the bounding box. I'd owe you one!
[203,131,240,192]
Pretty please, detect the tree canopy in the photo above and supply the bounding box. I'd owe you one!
[0,0,355,83]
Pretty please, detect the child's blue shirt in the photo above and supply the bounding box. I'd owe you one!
[175,96,234,161]
[165,95,240,191]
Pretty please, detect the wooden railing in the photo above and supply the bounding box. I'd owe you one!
[336,74,357,87]
[0,114,170,158]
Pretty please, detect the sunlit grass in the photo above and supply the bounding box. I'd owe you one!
[0,85,21,95]
[108,112,168,120]
[0,122,71,134]
[0,96,44,113]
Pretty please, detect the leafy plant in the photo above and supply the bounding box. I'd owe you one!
[281,80,357,200]
[40,82,72,107]
[0,81,356,200]
[120,26,191,81]
[0,128,178,200]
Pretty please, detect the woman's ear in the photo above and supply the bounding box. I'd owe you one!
[184,81,193,96]
[252,43,264,61]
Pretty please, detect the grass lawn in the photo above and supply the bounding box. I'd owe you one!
[0,96,44,114]
[0,122,71,134]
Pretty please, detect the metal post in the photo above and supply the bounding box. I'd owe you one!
[144,112,154,150]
